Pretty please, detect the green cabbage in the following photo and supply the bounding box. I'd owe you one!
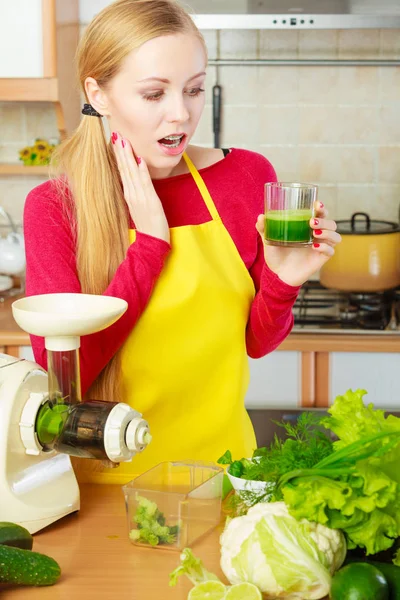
[220,501,346,599]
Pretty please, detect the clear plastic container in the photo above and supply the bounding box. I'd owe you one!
[122,460,223,551]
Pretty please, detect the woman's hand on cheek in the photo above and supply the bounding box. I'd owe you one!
[255,202,342,287]
[111,131,170,244]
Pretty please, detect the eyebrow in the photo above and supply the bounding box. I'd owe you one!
[137,71,206,84]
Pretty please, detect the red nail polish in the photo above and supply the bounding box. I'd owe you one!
[121,139,126,148]
[136,156,142,165]
[314,229,323,235]
[319,202,324,208]
[112,132,118,141]
[314,218,319,226]
[313,243,320,248]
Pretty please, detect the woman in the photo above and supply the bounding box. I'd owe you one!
[24,0,341,483]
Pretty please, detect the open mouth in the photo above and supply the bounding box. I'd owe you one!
[158,134,186,148]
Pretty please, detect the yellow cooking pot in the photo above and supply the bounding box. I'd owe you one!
[320,212,400,292]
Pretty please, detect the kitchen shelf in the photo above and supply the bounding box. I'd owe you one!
[0,164,49,176]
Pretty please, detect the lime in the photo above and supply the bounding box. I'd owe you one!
[225,582,262,599]
[187,581,226,600]
[330,562,389,600]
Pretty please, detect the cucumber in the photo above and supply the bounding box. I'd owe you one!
[0,545,61,586]
[0,522,33,550]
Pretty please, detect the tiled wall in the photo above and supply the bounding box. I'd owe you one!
[193,28,400,223]
[0,28,399,230]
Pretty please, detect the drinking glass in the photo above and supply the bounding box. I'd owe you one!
[264,182,318,247]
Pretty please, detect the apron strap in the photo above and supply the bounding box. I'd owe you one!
[183,152,221,222]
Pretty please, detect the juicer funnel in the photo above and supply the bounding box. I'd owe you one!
[12,293,127,351]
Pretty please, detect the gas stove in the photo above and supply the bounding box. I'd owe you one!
[293,281,400,334]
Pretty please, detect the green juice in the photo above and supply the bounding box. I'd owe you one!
[265,209,312,245]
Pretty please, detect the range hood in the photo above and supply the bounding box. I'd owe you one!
[188,0,400,29]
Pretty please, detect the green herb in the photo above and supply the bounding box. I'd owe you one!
[129,494,179,546]
[278,389,400,562]
[218,412,333,487]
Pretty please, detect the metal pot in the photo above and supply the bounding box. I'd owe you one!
[320,212,400,292]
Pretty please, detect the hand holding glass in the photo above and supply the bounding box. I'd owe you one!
[264,183,317,247]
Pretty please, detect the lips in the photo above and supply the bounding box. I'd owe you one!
[158,133,186,148]
[157,133,188,156]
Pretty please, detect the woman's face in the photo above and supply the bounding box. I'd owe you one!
[104,33,207,179]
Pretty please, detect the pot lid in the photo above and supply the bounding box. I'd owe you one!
[336,212,400,235]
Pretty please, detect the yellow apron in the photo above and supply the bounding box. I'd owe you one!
[86,152,256,484]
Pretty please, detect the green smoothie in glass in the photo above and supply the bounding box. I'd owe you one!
[264,182,317,247]
[265,209,313,245]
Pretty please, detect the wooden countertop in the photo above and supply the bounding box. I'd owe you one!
[0,294,399,352]
[0,484,226,600]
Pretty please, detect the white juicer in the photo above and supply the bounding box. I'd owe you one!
[0,293,152,533]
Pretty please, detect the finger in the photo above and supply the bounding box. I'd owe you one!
[310,216,337,232]
[314,201,328,218]
[312,241,335,257]
[313,229,342,245]
[256,214,265,237]
[136,155,155,197]
[112,133,131,194]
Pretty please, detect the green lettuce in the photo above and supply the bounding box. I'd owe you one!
[278,389,400,561]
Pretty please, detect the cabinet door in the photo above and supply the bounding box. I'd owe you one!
[0,0,44,78]
[245,351,300,409]
[330,352,400,409]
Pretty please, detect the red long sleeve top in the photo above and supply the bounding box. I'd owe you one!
[24,148,300,396]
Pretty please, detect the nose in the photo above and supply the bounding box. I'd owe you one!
[166,93,190,124]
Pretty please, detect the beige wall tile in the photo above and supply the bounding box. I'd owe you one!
[380,30,400,59]
[299,106,378,145]
[259,66,299,105]
[298,30,338,59]
[191,105,213,146]
[299,67,379,105]
[338,29,380,59]
[219,30,258,59]
[379,147,400,183]
[379,105,400,145]
[379,67,400,103]
[377,184,400,222]
[205,66,217,105]
[200,29,217,59]
[259,106,299,144]
[338,147,376,184]
[259,30,298,59]
[301,147,375,185]
[299,146,340,182]
[298,67,340,104]
[219,106,260,146]
[0,104,25,143]
[218,66,259,106]
[0,178,46,226]
[338,67,379,105]
[259,146,299,181]
[316,186,338,220]
[25,103,60,143]
[335,186,378,220]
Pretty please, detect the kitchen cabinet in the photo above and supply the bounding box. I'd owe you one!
[0,0,80,166]
[330,352,400,408]
[245,352,300,408]
[278,334,400,408]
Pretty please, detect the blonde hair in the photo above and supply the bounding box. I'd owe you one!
[51,0,206,405]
